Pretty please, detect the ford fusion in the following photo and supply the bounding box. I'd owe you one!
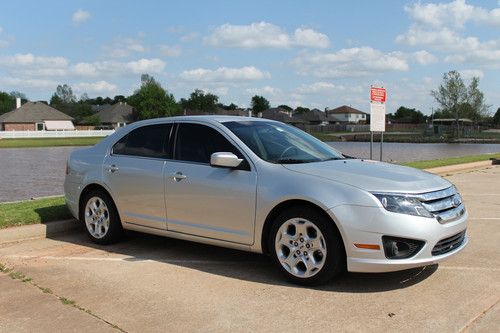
[64,116,468,285]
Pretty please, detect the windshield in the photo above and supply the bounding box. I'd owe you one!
[223,120,344,164]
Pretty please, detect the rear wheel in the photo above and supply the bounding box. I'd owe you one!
[81,189,123,245]
[269,206,345,285]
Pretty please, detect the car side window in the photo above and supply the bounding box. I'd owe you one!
[174,123,244,164]
[113,124,172,158]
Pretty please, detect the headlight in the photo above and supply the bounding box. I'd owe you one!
[372,193,433,218]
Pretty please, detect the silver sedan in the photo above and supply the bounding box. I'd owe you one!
[64,116,468,285]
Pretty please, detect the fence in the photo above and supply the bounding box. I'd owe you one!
[0,130,115,139]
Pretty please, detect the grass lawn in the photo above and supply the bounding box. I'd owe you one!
[0,196,73,229]
[401,152,500,169]
[0,137,103,148]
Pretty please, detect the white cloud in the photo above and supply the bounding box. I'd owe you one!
[73,81,118,93]
[397,1,500,68]
[72,9,90,24]
[0,77,57,89]
[296,82,343,94]
[459,69,484,80]
[246,86,281,96]
[0,53,68,68]
[204,22,330,49]
[180,66,270,82]
[125,58,165,74]
[0,53,166,80]
[180,32,199,42]
[0,26,3,34]
[293,47,409,79]
[159,44,181,57]
[405,0,500,29]
[104,38,146,58]
[412,50,438,65]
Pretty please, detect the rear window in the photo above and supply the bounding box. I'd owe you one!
[113,124,172,158]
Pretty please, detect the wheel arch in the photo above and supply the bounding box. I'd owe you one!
[260,199,346,255]
[78,183,118,222]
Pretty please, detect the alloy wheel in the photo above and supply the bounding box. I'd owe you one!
[274,218,327,278]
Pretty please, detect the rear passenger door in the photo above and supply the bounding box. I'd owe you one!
[103,123,172,230]
[164,122,257,245]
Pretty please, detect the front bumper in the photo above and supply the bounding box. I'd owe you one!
[328,204,468,273]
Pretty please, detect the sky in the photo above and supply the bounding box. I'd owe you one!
[1,0,500,115]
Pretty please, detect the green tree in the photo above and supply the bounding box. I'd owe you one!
[0,91,15,116]
[278,104,293,111]
[180,89,219,112]
[294,106,310,114]
[51,84,76,104]
[431,70,490,135]
[393,106,425,123]
[251,95,269,114]
[55,103,94,124]
[493,108,500,126]
[217,103,238,110]
[113,95,127,104]
[128,75,180,120]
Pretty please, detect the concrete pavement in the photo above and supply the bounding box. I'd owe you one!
[0,166,499,332]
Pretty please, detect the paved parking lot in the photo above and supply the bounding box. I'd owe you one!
[1,167,499,332]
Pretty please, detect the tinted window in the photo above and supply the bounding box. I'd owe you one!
[113,124,172,158]
[174,123,243,164]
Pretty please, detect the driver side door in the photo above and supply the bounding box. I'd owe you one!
[164,122,257,245]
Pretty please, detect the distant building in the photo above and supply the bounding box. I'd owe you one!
[261,108,305,125]
[0,100,74,131]
[95,102,134,128]
[296,108,328,125]
[326,105,368,124]
[184,106,249,117]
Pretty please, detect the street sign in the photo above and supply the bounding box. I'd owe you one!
[370,86,386,103]
[370,102,386,132]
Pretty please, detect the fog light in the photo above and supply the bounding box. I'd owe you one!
[382,236,424,259]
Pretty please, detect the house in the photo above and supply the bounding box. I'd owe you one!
[261,108,305,125]
[326,105,367,124]
[296,108,328,125]
[96,102,134,128]
[184,106,249,117]
[0,99,74,131]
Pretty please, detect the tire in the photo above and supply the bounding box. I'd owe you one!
[81,189,123,245]
[268,205,346,286]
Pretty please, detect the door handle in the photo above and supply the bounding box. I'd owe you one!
[170,172,187,182]
[108,165,119,173]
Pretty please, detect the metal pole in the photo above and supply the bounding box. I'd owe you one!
[380,132,384,161]
[370,131,373,159]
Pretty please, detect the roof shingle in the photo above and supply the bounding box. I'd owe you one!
[0,102,74,123]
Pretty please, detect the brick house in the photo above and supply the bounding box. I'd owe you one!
[326,105,368,124]
[0,100,74,131]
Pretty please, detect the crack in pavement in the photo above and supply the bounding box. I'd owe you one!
[0,262,128,333]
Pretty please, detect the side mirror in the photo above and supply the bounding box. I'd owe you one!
[210,152,243,168]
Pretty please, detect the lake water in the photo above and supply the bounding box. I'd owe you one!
[1,143,500,202]
[327,142,500,163]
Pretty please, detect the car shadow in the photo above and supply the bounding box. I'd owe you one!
[48,227,438,293]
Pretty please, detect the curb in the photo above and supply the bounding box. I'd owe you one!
[424,160,493,175]
[0,219,79,245]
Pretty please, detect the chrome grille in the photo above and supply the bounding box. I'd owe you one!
[417,187,465,223]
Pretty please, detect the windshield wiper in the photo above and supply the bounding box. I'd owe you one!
[322,157,345,161]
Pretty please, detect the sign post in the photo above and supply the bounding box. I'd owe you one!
[369,86,386,161]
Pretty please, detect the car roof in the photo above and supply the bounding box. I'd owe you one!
[131,115,275,126]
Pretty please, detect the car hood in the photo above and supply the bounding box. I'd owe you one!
[282,159,450,193]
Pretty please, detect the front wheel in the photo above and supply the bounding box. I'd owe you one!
[82,189,123,245]
[269,206,345,286]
